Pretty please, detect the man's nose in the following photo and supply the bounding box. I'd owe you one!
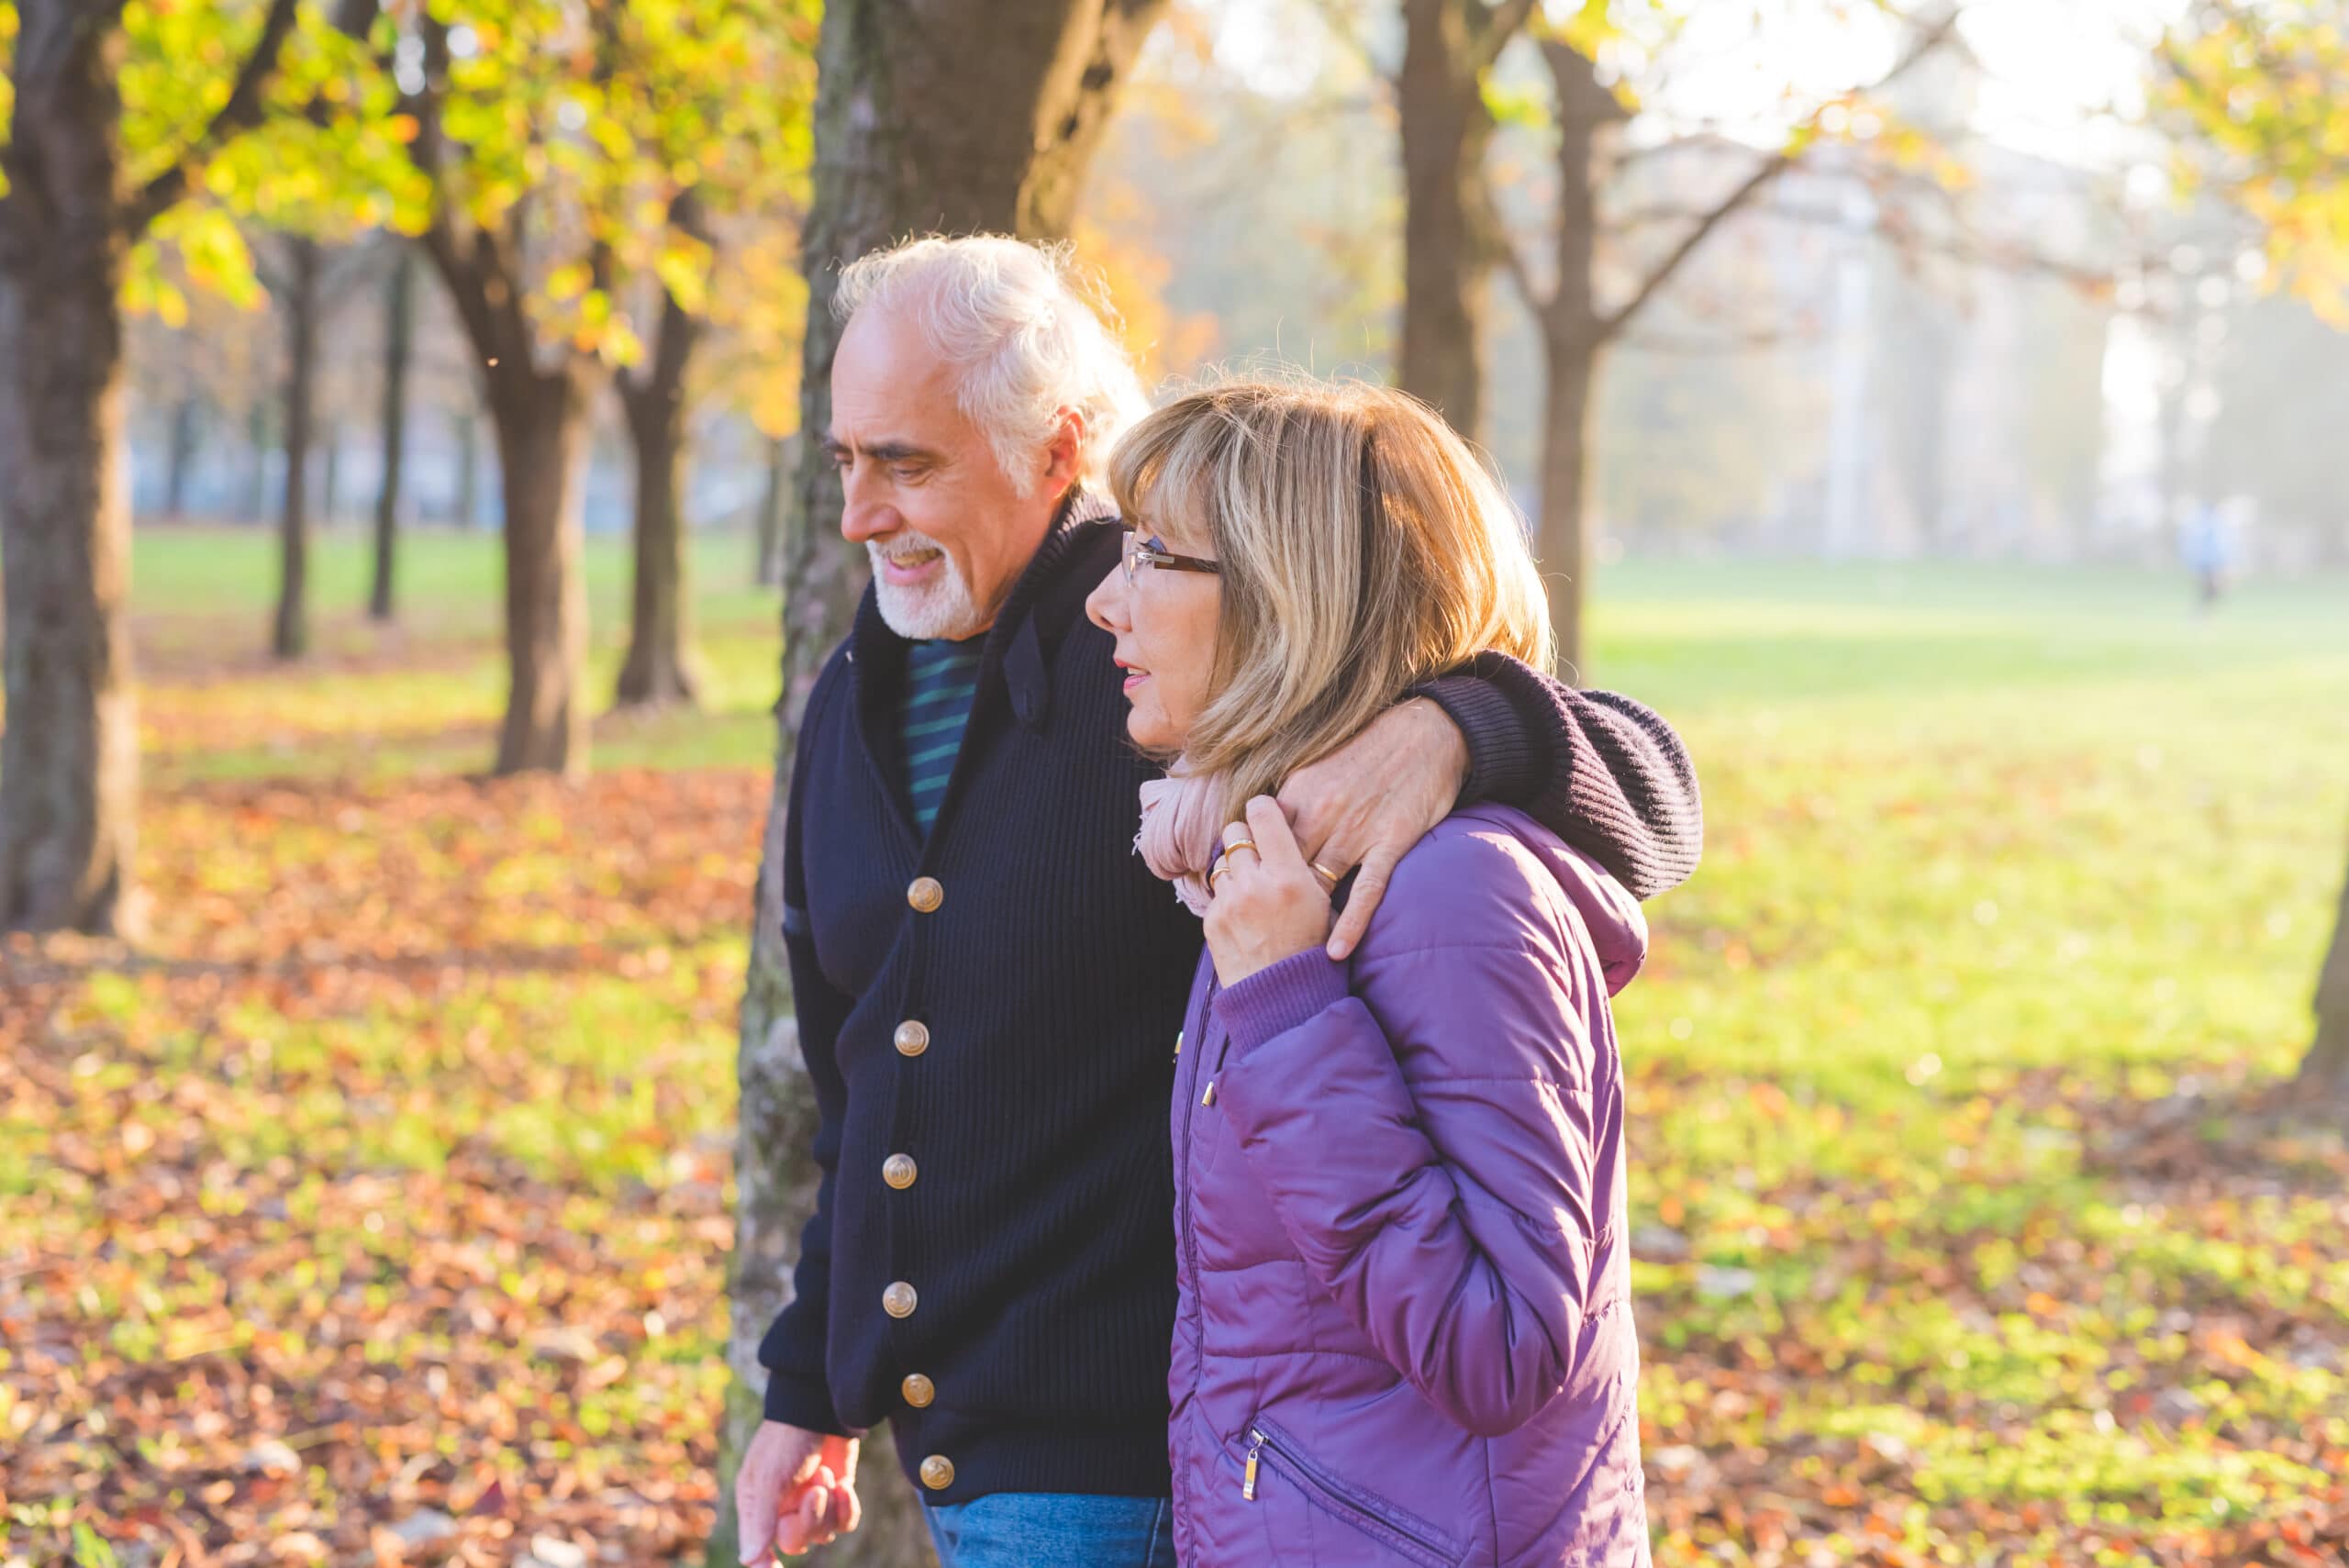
[841,477,896,543]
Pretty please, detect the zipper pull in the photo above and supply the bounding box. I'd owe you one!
[1174,1029,1183,1060]
[1201,1080,1217,1107]
[1242,1429,1265,1501]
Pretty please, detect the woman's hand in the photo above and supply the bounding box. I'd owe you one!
[1275,698,1465,962]
[1203,796,1335,985]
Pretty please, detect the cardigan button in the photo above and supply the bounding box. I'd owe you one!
[883,1153,918,1190]
[894,1020,930,1057]
[919,1454,956,1491]
[907,876,944,913]
[901,1373,935,1408]
[883,1281,918,1318]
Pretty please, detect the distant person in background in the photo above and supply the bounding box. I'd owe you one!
[731,235,1702,1568]
[1089,377,1654,1567]
[2181,500,2237,611]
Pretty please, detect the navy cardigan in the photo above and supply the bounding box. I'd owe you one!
[759,503,1700,1503]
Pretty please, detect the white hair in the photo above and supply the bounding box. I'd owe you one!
[832,234,1151,497]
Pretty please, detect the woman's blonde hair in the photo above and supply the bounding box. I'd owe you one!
[1108,376,1553,814]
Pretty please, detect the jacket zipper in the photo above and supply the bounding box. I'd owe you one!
[1174,979,1218,1312]
[1241,1425,1458,1563]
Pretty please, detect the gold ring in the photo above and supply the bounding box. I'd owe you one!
[1310,861,1341,887]
[1222,838,1259,860]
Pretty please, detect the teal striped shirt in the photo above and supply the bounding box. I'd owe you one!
[899,637,986,835]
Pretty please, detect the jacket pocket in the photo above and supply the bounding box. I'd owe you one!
[1238,1418,1468,1568]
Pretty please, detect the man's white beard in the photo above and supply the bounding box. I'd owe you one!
[869,535,987,641]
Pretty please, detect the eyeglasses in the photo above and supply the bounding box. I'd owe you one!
[1121,526,1221,586]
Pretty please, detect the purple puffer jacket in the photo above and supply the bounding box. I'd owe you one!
[1167,804,1651,1568]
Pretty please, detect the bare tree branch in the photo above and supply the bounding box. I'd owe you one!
[1465,0,1541,79]
[121,0,304,239]
[1300,0,1397,91]
[1620,322,1824,355]
[1594,150,1790,342]
[1494,214,1541,315]
[1594,6,1963,343]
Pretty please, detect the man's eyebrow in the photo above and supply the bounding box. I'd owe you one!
[824,435,940,465]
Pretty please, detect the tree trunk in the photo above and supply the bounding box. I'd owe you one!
[2302,844,2349,1101]
[0,6,140,937]
[164,393,200,517]
[754,433,789,589]
[372,244,414,621]
[1528,39,1614,684]
[616,197,707,710]
[1397,0,1513,441]
[486,367,593,777]
[714,4,1170,1563]
[273,235,319,662]
[321,420,342,527]
[614,378,698,707]
[1536,336,1601,684]
[454,406,481,529]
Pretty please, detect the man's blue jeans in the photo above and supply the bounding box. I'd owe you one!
[922,1492,1177,1568]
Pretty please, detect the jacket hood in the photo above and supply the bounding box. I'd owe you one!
[1515,817,1650,997]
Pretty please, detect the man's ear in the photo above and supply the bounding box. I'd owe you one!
[1043,407,1088,498]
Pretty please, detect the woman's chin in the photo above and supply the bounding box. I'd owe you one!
[1126,708,1181,754]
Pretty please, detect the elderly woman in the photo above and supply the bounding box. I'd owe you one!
[1087,378,1654,1568]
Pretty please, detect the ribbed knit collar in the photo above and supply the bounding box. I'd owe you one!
[976,484,1122,657]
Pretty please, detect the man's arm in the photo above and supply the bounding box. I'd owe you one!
[1413,651,1703,903]
[1279,653,1701,960]
[736,670,865,1562]
[756,683,858,1437]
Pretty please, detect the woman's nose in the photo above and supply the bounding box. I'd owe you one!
[1085,562,1129,634]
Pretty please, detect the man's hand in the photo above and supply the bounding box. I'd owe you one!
[736,1421,861,1562]
[1275,698,1467,961]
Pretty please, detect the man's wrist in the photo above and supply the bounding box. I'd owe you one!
[1408,673,1535,807]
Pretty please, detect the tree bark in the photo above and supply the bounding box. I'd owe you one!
[754,433,789,589]
[616,195,706,709]
[2303,844,2349,1101]
[486,365,594,777]
[274,234,320,662]
[1397,0,1531,442]
[0,6,140,937]
[372,243,415,621]
[714,4,1170,1563]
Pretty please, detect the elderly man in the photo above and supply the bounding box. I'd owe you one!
[734,235,1701,1568]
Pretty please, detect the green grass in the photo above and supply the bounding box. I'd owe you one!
[4,535,2346,1566]
[130,521,781,644]
[123,525,787,783]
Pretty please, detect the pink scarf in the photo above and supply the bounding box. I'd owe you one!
[1135,763,1224,917]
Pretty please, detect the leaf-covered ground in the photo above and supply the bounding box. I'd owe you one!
[4,530,2346,1567]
